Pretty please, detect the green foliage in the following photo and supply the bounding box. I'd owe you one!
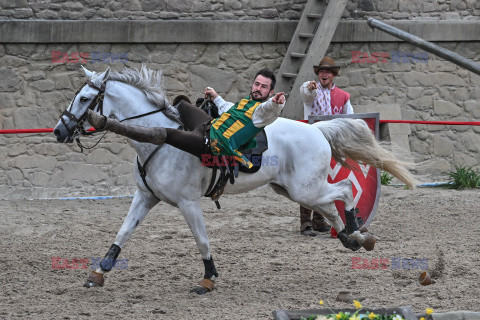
[301,312,405,320]
[446,164,480,189]
[380,171,394,186]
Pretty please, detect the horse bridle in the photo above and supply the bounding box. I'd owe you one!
[61,80,107,138]
[61,80,165,152]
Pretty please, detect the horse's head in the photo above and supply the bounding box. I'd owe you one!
[54,66,110,143]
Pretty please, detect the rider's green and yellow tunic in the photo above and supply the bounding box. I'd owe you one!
[209,98,263,168]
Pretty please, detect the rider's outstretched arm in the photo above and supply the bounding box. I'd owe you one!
[251,94,285,128]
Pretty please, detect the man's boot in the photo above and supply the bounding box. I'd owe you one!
[312,211,331,233]
[300,205,317,237]
[87,110,167,145]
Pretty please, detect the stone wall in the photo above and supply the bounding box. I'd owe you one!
[0,43,287,199]
[1,39,479,199]
[1,1,479,199]
[0,0,479,21]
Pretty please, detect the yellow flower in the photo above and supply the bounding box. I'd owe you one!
[353,300,362,310]
[319,300,324,305]
[426,308,434,315]
[368,312,377,319]
[336,314,342,320]
[420,318,425,320]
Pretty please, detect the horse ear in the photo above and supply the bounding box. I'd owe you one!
[82,65,94,79]
[102,67,111,83]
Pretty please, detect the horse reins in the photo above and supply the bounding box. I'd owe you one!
[64,80,166,153]
[61,80,106,131]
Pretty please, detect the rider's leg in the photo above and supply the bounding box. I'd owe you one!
[87,110,209,157]
[87,110,168,144]
[176,100,213,131]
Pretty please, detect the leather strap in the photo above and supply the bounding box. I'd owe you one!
[204,166,218,197]
[120,109,163,123]
[136,147,162,200]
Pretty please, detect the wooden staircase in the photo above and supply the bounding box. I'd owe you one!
[275,0,348,119]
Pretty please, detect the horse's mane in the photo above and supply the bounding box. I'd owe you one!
[91,65,182,125]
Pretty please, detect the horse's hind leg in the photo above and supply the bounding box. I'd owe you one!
[292,179,376,251]
[84,189,159,288]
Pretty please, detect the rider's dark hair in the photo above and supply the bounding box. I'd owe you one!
[254,68,276,91]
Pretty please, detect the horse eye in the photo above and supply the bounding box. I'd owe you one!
[80,97,89,103]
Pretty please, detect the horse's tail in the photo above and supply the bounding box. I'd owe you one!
[313,118,417,189]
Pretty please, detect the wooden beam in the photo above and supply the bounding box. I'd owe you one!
[281,0,348,119]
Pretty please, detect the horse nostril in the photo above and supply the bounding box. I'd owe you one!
[54,128,60,137]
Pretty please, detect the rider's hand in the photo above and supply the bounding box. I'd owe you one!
[307,81,318,91]
[205,87,218,100]
[272,92,285,105]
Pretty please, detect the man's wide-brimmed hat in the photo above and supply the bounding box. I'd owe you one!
[313,56,340,76]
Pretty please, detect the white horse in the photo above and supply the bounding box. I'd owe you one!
[54,66,416,294]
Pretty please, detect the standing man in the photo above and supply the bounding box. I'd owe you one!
[298,56,354,236]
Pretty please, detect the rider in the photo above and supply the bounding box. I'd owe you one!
[87,68,285,169]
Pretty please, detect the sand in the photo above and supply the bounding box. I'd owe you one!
[1,185,479,319]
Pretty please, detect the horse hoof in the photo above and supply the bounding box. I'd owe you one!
[83,271,105,288]
[192,278,215,295]
[192,286,210,295]
[338,230,362,251]
[361,233,377,251]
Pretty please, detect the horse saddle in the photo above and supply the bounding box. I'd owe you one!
[203,130,268,209]
[237,129,268,174]
[195,98,269,208]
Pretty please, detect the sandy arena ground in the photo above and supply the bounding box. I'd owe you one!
[1,185,479,319]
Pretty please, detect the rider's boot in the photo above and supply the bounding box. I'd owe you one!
[87,110,167,145]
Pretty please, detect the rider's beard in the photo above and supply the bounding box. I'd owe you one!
[250,90,268,102]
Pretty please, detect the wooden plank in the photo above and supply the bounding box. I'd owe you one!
[274,0,326,97]
[281,0,348,120]
[1,20,479,43]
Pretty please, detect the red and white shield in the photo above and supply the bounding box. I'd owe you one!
[308,113,381,236]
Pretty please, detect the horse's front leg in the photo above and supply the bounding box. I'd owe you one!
[177,200,218,295]
[84,189,159,288]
